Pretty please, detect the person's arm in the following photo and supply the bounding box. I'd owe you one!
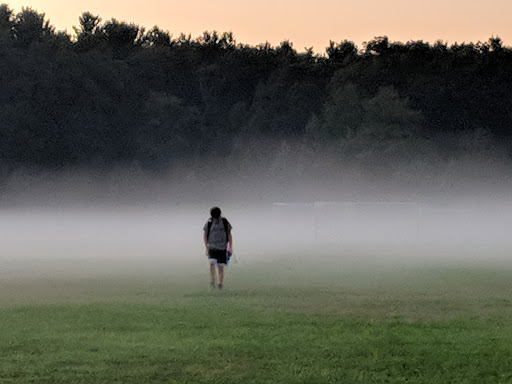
[203,231,208,255]
[227,232,233,254]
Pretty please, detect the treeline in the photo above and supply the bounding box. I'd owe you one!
[1,4,512,172]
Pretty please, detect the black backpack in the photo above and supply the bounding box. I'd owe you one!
[206,217,230,243]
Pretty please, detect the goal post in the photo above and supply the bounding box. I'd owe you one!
[272,201,421,244]
[271,202,316,243]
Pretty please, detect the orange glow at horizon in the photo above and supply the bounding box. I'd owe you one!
[5,0,512,54]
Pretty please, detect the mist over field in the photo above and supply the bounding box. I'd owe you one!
[2,154,512,286]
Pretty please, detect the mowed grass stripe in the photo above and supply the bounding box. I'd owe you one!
[1,266,512,383]
[3,265,512,320]
[1,299,512,384]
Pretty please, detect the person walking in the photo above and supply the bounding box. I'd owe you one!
[203,207,233,289]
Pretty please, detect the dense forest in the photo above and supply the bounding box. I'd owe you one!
[1,4,512,200]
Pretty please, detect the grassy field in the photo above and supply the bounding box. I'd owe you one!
[1,248,512,384]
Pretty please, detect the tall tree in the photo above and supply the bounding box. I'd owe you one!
[0,4,14,40]
[13,7,54,47]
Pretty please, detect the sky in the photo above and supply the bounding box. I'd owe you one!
[5,0,512,54]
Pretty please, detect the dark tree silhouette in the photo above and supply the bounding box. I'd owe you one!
[0,3,511,174]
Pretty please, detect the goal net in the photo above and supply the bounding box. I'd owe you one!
[272,201,420,244]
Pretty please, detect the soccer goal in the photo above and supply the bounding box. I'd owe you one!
[272,201,420,244]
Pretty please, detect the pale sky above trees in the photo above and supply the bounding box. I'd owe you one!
[6,0,511,54]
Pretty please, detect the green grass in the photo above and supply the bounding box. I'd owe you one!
[1,257,512,383]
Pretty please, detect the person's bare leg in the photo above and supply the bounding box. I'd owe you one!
[217,265,224,289]
[209,263,216,287]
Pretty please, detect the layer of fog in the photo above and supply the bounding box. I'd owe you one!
[2,151,512,281]
[2,201,512,281]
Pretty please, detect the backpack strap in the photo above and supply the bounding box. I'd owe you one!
[222,217,230,242]
[206,218,213,241]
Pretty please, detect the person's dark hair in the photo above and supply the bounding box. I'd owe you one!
[210,206,221,219]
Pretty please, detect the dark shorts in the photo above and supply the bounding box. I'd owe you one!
[208,249,227,265]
